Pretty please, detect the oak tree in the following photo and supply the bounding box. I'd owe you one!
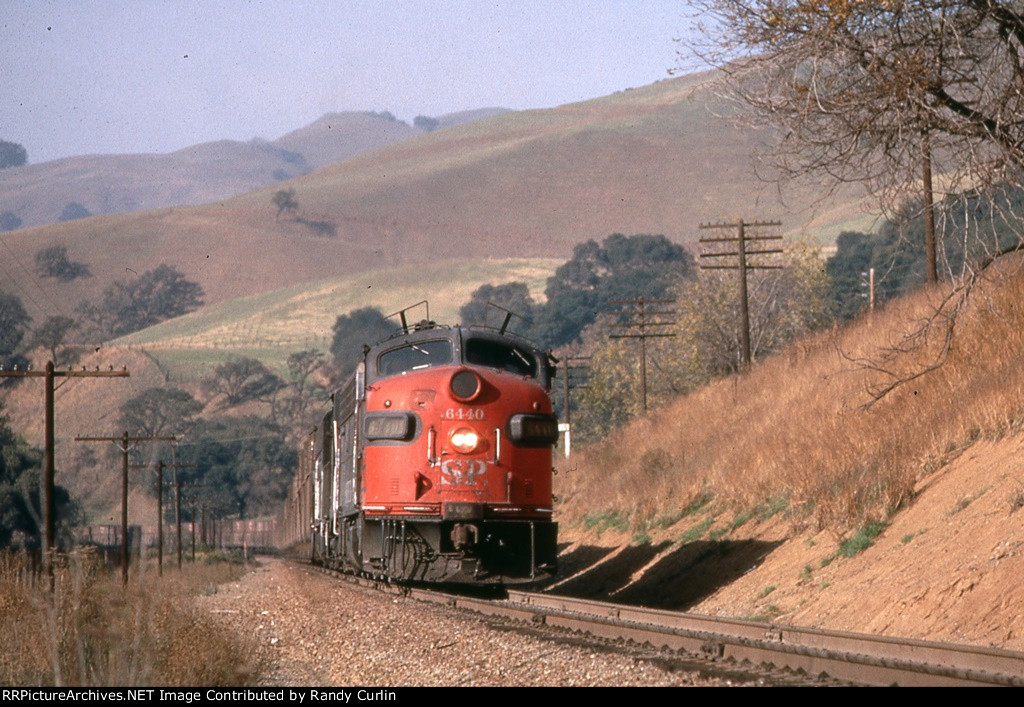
[272,188,299,219]
[202,356,284,408]
[29,316,78,367]
[81,264,204,338]
[330,307,390,381]
[0,140,27,169]
[34,245,91,281]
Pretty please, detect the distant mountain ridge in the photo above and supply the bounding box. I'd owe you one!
[274,108,511,170]
[0,108,512,230]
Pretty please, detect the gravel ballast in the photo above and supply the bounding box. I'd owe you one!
[197,556,752,687]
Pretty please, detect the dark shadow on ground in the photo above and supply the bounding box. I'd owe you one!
[551,539,784,611]
[553,542,618,584]
[549,542,673,597]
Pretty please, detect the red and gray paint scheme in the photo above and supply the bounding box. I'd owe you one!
[307,320,558,583]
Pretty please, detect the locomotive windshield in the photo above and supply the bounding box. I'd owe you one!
[464,338,538,378]
[378,339,453,375]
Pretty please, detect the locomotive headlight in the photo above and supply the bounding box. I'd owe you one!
[449,427,480,453]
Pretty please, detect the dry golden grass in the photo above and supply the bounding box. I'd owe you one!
[559,256,1024,534]
[0,550,263,686]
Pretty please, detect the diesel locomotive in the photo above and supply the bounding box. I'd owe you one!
[292,312,559,583]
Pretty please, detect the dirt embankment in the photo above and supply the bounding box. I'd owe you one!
[554,432,1024,651]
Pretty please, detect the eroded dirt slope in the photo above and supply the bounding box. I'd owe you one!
[554,432,1024,650]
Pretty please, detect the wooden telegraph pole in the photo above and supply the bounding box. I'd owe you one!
[128,459,195,574]
[0,362,129,585]
[168,473,200,568]
[608,298,676,414]
[699,219,783,370]
[75,432,176,585]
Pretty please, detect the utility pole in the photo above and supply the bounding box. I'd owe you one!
[187,493,201,562]
[608,298,676,414]
[127,459,196,573]
[183,486,212,562]
[922,132,938,284]
[699,219,783,370]
[0,362,129,586]
[129,459,166,575]
[560,355,590,457]
[75,432,176,585]
[169,475,200,568]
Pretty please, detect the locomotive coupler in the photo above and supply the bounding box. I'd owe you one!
[451,522,479,550]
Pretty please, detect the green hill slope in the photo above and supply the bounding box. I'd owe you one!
[113,257,558,381]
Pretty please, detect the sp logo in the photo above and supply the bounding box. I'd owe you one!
[440,459,488,486]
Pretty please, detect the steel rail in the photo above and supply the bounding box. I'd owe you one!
[495,591,1024,686]
[307,562,1024,686]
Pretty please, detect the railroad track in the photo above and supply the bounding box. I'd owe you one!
[311,563,1024,686]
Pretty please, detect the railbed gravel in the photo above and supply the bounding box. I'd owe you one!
[196,556,762,687]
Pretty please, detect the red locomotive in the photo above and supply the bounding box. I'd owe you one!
[299,311,559,583]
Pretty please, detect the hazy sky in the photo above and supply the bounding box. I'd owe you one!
[3,1,702,164]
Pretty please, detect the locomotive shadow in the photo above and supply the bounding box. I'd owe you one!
[549,539,783,611]
[552,542,618,583]
[548,541,673,596]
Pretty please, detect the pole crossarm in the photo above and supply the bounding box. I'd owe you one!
[701,265,784,271]
[0,368,130,378]
[701,249,784,258]
[75,435,176,443]
[699,220,782,231]
[607,298,675,305]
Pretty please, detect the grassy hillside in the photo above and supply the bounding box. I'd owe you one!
[271,111,420,170]
[558,255,1024,533]
[113,257,557,382]
[0,71,874,324]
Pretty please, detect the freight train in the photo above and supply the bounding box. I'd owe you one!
[278,309,559,583]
